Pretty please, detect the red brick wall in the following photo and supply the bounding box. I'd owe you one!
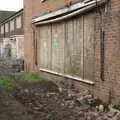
[94,0,120,104]
[24,0,120,104]
[111,0,120,10]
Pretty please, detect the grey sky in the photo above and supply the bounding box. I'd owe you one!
[0,0,23,11]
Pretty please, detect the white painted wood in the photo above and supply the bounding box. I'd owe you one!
[39,68,95,85]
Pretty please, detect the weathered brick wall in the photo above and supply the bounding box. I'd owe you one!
[111,0,120,11]
[24,0,120,104]
[94,0,120,104]
[32,0,83,17]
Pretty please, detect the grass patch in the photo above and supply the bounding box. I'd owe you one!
[14,72,45,83]
[0,72,46,94]
[113,105,120,111]
[0,76,14,93]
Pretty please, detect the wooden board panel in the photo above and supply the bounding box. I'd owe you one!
[36,12,95,82]
[65,16,84,78]
[38,25,51,69]
[36,28,40,67]
[83,13,95,81]
[51,22,65,73]
[64,20,74,75]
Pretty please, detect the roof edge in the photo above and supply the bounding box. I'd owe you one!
[0,8,23,25]
[32,0,106,24]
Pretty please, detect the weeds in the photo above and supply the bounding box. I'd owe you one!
[0,72,46,94]
[14,72,45,83]
[0,76,14,93]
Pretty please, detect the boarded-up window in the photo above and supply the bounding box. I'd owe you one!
[51,23,65,73]
[10,20,14,31]
[5,23,9,33]
[65,17,84,78]
[83,13,95,80]
[38,25,51,69]
[16,16,21,28]
[37,12,95,81]
[1,25,4,34]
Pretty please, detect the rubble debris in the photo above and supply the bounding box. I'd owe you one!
[0,80,120,120]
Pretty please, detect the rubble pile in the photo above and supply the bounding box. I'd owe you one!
[13,81,120,120]
[0,80,120,120]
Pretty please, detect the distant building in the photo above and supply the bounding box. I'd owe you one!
[0,9,24,59]
[0,10,15,23]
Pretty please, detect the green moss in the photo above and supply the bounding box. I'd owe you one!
[0,76,14,93]
[14,72,45,83]
[0,72,46,94]
[113,105,120,111]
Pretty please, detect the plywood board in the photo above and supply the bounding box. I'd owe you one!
[38,25,51,69]
[65,16,84,78]
[83,13,95,81]
[51,22,65,73]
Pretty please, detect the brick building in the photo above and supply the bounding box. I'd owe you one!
[0,9,24,59]
[0,10,15,23]
[24,0,120,104]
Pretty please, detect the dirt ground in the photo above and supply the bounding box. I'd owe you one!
[0,60,120,120]
[0,80,120,120]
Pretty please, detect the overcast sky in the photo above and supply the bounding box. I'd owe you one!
[0,0,23,11]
